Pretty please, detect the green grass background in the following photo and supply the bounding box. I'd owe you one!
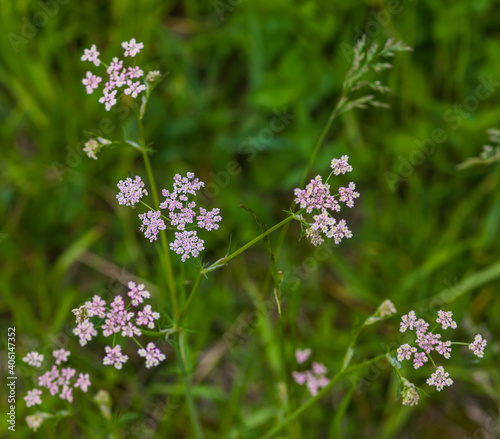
[1,0,500,438]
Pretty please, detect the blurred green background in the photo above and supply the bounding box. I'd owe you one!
[1,0,500,438]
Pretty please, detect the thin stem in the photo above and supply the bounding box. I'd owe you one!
[261,351,392,439]
[177,271,204,326]
[175,331,204,439]
[137,116,179,318]
[201,214,297,275]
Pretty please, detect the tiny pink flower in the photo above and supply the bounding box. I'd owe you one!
[400,311,417,332]
[197,208,222,231]
[103,345,129,370]
[413,352,428,369]
[74,373,91,392]
[417,332,441,354]
[86,295,107,318]
[81,44,100,66]
[312,362,327,375]
[435,340,452,359]
[60,385,73,403]
[426,366,453,391]
[397,343,417,361]
[292,371,308,385]
[338,182,360,208]
[331,155,353,175]
[116,176,148,206]
[22,351,44,367]
[82,71,102,94]
[136,304,160,329]
[436,310,457,330]
[73,320,97,346]
[99,89,117,111]
[170,230,205,262]
[25,389,42,407]
[124,80,146,98]
[138,342,166,368]
[122,38,144,57]
[127,281,151,306]
[139,210,166,242]
[469,334,487,358]
[106,57,123,74]
[414,318,429,336]
[295,349,312,364]
[127,66,144,79]
[52,349,70,365]
[60,367,76,385]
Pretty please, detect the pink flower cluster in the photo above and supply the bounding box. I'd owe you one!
[72,281,166,370]
[116,176,148,206]
[292,349,330,396]
[24,349,91,407]
[397,310,486,394]
[294,156,359,246]
[80,39,146,110]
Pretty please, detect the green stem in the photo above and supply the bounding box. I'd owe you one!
[177,271,204,326]
[137,116,179,318]
[261,351,392,439]
[201,214,297,275]
[175,331,204,439]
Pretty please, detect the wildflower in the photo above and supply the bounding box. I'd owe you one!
[376,299,397,318]
[24,389,42,407]
[103,345,129,370]
[81,44,100,66]
[328,219,353,244]
[83,139,100,160]
[23,352,44,367]
[60,367,76,385]
[85,295,107,318]
[436,310,457,330]
[338,182,360,208]
[26,413,45,431]
[295,348,312,364]
[127,66,144,79]
[397,344,416,361]
[59,385,73,403]
[435,340,452,359]
[53,349,70,365]
[122,38,144,57]
[292,351,329,396]
[82,71,102,94]
[401,378,419,406]
[305,228,324,246]
[292,371,308,385]
[74,373,91,392]
[124,80,146,98]
[170,230,205,262]
[294,176,339,214]
[139,210,166,242]
[146,70,162,84]
[331,155,353,175]
[414,319,429,336]
[197,208,222,231]
[400,311,417,332]
[413,352,428,369]
[116,176,148,206]
[416,332,441,354]
[426,366,453,391]
[73,320,98,346]
[469,334,487,358]
[99,89,118,111]
[127,281,151,306]
[138,342,166,368]
[136,304,160,329]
